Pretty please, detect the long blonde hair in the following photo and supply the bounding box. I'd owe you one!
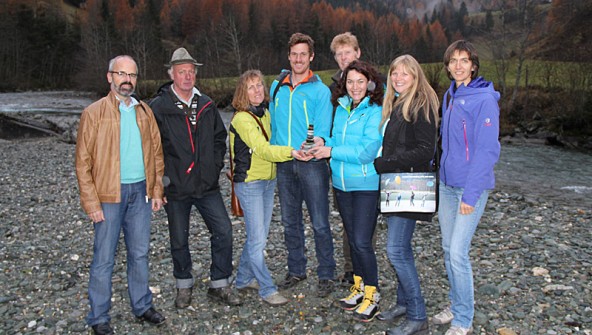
[381,55,439,126]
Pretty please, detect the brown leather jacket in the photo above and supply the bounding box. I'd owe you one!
[75,91,164,215]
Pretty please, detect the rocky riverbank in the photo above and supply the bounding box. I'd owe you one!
[0,137,590,335]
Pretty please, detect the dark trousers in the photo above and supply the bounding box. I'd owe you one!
[165,191,233,288]
[334,189,379,287]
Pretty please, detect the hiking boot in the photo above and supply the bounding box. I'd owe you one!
[353,285,380,322]
[340,271,354,287]
[317,279,335,297]
[262,292,290,306]
[445,326,473,335]
[136,307,166,325]
[91,322,114,335]
[432,306,453,325]
[277,274,307,290]
[377,304,406,321]
[207,286,242,306]
[385,319,429,335]
[339,275,364,310]
[237,280,260,292]
[175,287,192,308]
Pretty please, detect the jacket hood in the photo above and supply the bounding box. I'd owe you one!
[449,76,500,102]
[156,81,174,95]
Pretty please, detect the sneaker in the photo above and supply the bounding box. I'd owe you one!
[339,275,364,310]
[340,271,354,287]
[277,274,307,290]
[237,280,260,292]
[262,292,289,306]
[317,279,335,297]
[175,287,192,308]
[445,326,473,335]
[385,319,429,335]
[376,304,406,321]
[432,306,454,325]
[91,322,114,335]
[353,285,380,322]
[207,286,242,306]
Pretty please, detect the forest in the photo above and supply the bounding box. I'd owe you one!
[0,0,591,144]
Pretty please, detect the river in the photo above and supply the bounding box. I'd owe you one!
[1,91,591,208]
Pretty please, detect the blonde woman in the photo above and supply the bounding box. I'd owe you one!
[373,55,439,335]
[230,70,308,306]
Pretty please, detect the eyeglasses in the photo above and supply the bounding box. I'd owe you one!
[109,71,138,79]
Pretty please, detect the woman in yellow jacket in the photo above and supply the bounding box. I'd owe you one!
[230,70,309,305]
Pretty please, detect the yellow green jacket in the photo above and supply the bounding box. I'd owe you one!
[229,107,293,182]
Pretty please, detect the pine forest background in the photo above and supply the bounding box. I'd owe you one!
[1,0,591,140]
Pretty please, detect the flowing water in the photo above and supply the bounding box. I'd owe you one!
[1,91,590,207]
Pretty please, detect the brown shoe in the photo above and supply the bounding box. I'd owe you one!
[207,286,242,306]
[175,287,192,308]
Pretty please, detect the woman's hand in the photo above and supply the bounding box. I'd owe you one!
[460,202,475,215]
[292,149,312,161]
[307,146,332,159]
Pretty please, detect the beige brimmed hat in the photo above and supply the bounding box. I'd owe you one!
[166,47,203,67]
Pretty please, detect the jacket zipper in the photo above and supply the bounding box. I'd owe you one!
[462,119,469,161]
[185,100,212,174]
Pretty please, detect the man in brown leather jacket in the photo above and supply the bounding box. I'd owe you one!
[75,55,166,335]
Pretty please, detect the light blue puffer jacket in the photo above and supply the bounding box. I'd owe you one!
[326,95,382,192]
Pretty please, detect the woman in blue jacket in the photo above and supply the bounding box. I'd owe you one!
[309,60,384,322]
[433,40,500,335]
[373,54,439,335]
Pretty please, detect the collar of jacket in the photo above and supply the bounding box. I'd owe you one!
[281,70,319,87]
[337,94,371,113]
[331,70,342,84]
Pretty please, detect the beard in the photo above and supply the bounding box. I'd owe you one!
[114,82,135,97]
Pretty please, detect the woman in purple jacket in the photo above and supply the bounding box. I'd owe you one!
[434,40,500,335]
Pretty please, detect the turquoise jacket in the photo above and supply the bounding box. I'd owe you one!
[269,70,332,147]
[326,95,382,192]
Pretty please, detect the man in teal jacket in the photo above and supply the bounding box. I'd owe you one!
[269,32,336,297]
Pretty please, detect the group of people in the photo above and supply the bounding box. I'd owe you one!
[75,30,500,335]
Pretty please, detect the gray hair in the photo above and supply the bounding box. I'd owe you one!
[108,55,137,72]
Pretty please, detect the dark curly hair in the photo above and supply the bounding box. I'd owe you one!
[331,60,384,107]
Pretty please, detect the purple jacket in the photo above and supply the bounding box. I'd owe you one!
[440,77,501,206]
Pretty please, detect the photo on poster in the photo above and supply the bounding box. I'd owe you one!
[380,172,437,213]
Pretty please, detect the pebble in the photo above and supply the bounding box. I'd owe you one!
[0,138,590,334]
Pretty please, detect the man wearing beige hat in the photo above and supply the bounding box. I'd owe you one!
[149,48,241,308]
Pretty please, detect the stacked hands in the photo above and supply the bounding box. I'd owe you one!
[293,136,331,161]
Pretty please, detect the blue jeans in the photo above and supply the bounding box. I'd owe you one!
[334,189,379,287]
[234,180,278,298]
[165,191,233,289]
[438,183,489,329]
[276,160,335,280]
[87,181,153,326]
[386,216,427,321]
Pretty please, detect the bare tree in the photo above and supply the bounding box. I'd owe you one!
[221,15,243,77]
[509,0,540,110]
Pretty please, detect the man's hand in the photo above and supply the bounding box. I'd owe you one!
[88,210,105,223]
[152,198,163,211]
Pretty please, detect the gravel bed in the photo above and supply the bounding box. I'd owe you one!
[0,138,590,334]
